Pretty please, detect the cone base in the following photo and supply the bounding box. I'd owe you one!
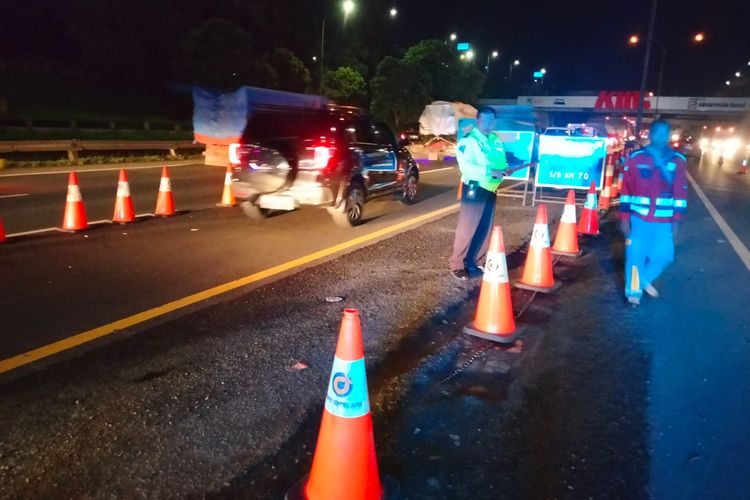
[463,322,522,344]
[60,227,88,233]
[285,474,400,500]
[216,203,237,208]
[578,230,600,236]
[513,280,561,294]
[551,248,583,258]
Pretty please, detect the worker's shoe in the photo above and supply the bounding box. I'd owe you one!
[466,264,485,278]
[644,284,660,298]
[452,269,470,281]
[627,296,641,306]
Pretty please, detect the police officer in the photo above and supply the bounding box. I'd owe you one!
[619,119,688,305]
[449,106,509,280]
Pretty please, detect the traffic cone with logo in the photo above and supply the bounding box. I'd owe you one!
[515,204,560,293]
[62,171,88,232]
[463,225,521,344]
[287,308,395,500]
[609,153,620,198]
[0,217,6,243]
[112,169,136,224]
[552,190,581,257]
[578,182,600,236]
[217,166,236,207]
[155,166,176,216]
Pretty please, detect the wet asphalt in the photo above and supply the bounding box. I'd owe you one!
[1,155,749,499]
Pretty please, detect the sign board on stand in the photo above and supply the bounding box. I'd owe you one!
[532,135,607,206]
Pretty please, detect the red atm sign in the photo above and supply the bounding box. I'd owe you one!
[594,91,652,110]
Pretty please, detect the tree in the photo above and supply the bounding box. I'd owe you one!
[371,57,431,129]
[175,18,275,90]
[403,39,486,104]
[321,66,366,105]
[267,48,310,93]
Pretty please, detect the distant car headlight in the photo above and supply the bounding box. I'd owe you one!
[699,138,709,149]
[726,138,742,150]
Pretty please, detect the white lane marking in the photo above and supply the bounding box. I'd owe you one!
[687,171,750,273]
[0,193,30,199]
[0,162,201,178]
[420,166,456,174]
[6,227,62,237]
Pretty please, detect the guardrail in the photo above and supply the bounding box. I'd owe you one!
[0,140,203,160]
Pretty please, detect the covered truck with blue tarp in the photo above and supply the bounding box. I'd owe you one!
[192,86,330,165]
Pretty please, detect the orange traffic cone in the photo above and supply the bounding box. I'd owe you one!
[552,190,581,257]
[739,159,748,175]
[457,181,463,200]
[112,169,136,224]
[217,166,236,207]
[62,171,88,232]
[0,217,6,243]
[599,162,613,211]
[155,166,176,216]
[515,204,560,293]
[287,308,394,500]
[578,182,600,236]
[463,225,521,343]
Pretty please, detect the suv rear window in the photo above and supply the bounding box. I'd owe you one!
[244,112,335,142]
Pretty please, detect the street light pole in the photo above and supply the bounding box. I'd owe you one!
[635,0,658,139]
[655,45,668,114]
[507,60,519,80]
[319,17,326,91]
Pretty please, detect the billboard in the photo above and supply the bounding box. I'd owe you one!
[536,135,607,189]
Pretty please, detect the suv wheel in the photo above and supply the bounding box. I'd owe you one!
[241,201,271,219]
[332,183,365,227]
[401,171,419,205]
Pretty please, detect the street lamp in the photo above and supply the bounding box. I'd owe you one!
[735,71,741,78]
[508,59,520,80]
[725,80,731,86]
[628,24,705,125]
[389,7,397,18]
[319,1,357,91]
[485,50,499,72]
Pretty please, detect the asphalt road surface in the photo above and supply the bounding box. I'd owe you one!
[0,154,748,499]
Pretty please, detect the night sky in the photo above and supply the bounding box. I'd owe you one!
[1,0,749,97]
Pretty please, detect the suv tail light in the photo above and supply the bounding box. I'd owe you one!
[301,137,336,171]
[228,143,241,165]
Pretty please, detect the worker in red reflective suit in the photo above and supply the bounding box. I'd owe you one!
[619,119,688,305]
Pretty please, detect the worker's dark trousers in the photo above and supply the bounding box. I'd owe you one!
[449,184,496,271]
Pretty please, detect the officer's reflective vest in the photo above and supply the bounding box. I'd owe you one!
[619,148,688,223]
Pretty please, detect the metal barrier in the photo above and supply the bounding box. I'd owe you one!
[0,140,203,160]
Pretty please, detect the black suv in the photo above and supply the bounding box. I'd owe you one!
[229,106,419,226]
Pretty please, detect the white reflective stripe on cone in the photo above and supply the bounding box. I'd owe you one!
[531,223,550,248]
[159,177,172,192]
[585,193,597,209]
[116,181,130,197]
[561,203,577,224]
[66,185,82,202]
[224,173,233,184]
[483,251,509,284]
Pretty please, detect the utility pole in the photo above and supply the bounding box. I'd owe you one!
[635,0,658,140]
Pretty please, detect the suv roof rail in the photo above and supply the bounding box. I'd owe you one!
[322,103,368,115]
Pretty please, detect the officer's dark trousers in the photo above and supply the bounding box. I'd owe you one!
[449,184,496,271]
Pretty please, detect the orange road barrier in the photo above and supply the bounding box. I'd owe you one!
[155,166,176,216]
[552,190,582,257]
[287,308,395,500]
[578,182,600,236]
[217,166,237,207]
[463,225,521,343]
[515,204,560,293]
[61,171,88,232]
[0,217,5,243]
[112,169,136,224]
